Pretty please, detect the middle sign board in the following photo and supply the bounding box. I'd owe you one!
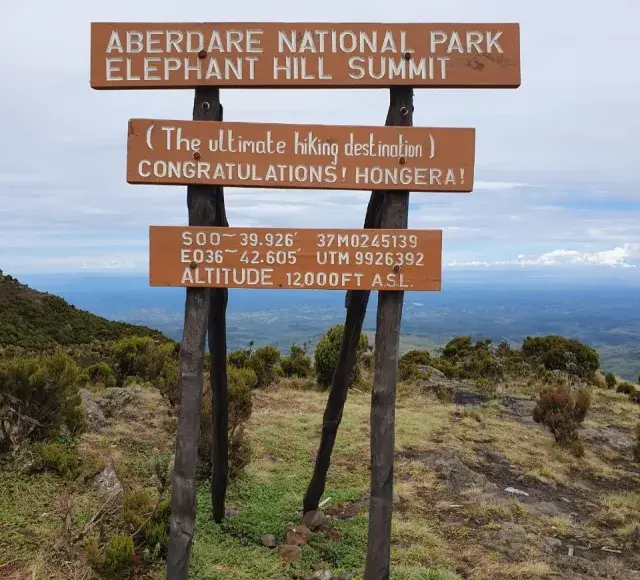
[127,119,475,192]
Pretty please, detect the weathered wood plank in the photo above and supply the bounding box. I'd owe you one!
[303,88,413,514]
[166,87,222,580]
[364,87,413,580]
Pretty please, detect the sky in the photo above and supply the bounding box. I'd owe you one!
[0,0,639,276]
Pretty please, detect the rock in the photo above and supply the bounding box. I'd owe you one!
[276,544,301,563]
[310,571,331,580]
[302,509,326,531]
[392,491,402,505]
[80,389,106,432]
[284,524,310,546]
[544,536,563,549]
[98,388,134,418]
[337,573,356,580]
[561,497,572,504]
[531,501,565,517]
[225,508,239,519]
[261,534,277,548]
[505,487,529,497]
[94,458,123,497]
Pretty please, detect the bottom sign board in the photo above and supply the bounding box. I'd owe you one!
[149,226,442,291]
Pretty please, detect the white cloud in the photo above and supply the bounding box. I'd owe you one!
[449,244,640,269]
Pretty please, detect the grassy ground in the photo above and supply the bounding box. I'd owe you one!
[2,382,639,579]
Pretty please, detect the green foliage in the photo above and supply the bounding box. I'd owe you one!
[198,365,255,479]
[109,337,179,403]
[605,372,617,390]
[314,324,369,389]
[533,384,591,456]
[0,271,166,352]
[442,336,474,361]
[617,381,635,395]
[522,335,599,382]
[281,344,313,378]
[228,349,250,369]
[245,346,280,389]
[87,362,117,388]
[101,534,134,578]
[398,349,431,381]
[0,351,87,449]
[36,439,82,479]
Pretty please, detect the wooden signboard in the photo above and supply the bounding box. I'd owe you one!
[90,22,520,89]
[149,226,442,291]
[127,119,475,192]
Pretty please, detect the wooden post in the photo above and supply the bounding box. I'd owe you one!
[303,89,412,515]
[364,87,413,580]
[209,217,229,520]
[167,87,222,580]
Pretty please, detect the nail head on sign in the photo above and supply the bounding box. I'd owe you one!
[193,151,201,160]
[399,156,406,164]
[403,52,412,60]
[400,106,409,116]
[198,50,207,59]
[190,261,197,269]
[202,102,210,111]
[393,264,401,273]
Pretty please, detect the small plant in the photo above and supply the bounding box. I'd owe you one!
[101,534,134,578]
[617,382,635,395]
[533,384,591,457]
[280,344,313,378]
[605,372,617,390]
[398,349,431,381]
[314,324,369,389]
[87,362,117,388]
[36,439,82,479]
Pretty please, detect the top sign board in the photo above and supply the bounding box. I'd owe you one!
[90,22,521,89]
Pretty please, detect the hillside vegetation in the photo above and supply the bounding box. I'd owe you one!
[0,270,167,352]
[1,276,640,579]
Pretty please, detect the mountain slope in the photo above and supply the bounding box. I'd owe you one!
[0,270,168,350]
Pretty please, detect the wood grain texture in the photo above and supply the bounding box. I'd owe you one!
[364,87,413,580]
[167,87,222,580]
[303,88,413,515]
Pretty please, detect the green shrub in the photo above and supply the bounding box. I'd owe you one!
[429,358,457,379]
[281,344,313,378]
[398,350,431,381]
[228,349,250,369]
[442,336,473,361]
[198,365,254,479]
[36,439,82,478]
[522,335,599,382]
[87,362,117,388]
[101,534,134,578]
[617,382,635,395]
[314,324,369,389]
[605,372,617,390]
[244,346,280,388]
[533,384,591,456]
[0,351,87,450]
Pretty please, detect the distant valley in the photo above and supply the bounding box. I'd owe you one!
[17,268,640,381]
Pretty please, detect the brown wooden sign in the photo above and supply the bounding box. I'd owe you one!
[149,226,442,291]
[90,22,520,89]
[127,119,475,192]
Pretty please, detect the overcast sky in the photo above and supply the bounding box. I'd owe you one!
[1,0,639,275]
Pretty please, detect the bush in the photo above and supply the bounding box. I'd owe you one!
[617,382,635,395]
[198,366,255,479]
[281,344,313,378]
[101,534,134,579]
[442,336,473,361]
[87,362,117,388]
[0,351,87,450]
[36,439,82,478]
[522,335,599,382]
[605,372,617,390]
[398,350,431,381]
[110,337,177,388]
[244,346,280,388]
[533,384,591,456]
[314,324,369,389]
[228,349,250,369]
